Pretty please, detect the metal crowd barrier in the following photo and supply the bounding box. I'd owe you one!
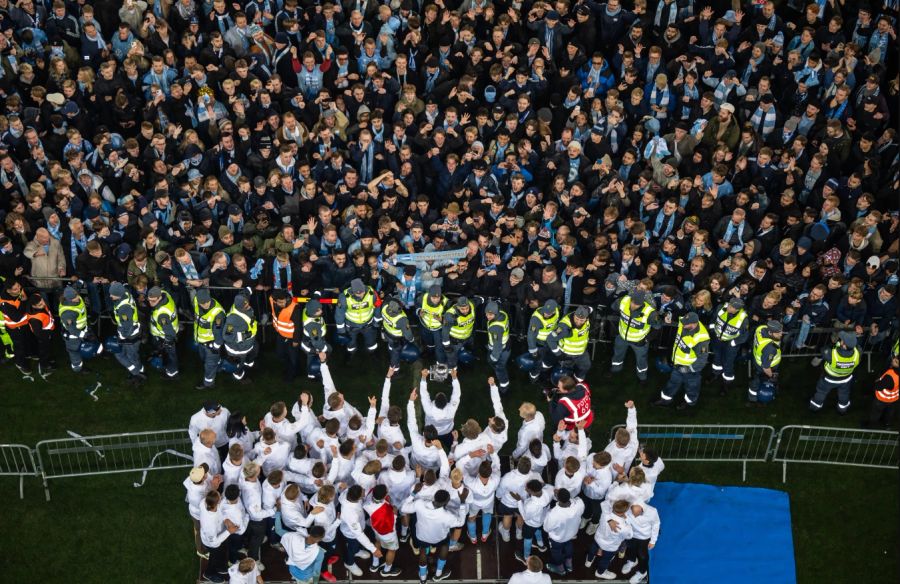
[771,425,900,482]
[610,424,777,482]
[35,429,194,501]
[0,444,40,499]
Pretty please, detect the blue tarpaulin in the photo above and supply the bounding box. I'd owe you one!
[650,482,797,584]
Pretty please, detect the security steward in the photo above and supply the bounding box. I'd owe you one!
[526,299,560,382]
[418,284,448,366]
[271,289,304,382]
[653,312,710,409]
[109,281,146,384]
[748,320,783,403]
[547,305,592,382]
[148,286,180,379]
[809,331,860,414]
[610,290,659,382]
[547,375,594,430]
[485,301,511,393]
[381,299,414,373]
[0,278,34,377]
[335,278,381,356]
[222,294,258,384]
[709,297,749,395]
[27,293,56,378]
[442,295,482,371]
[59,286,95,373]
[301,299,329,379]
[863,354,900,428]
[193,288,225,390]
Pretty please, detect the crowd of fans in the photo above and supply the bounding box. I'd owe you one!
[0,0,897,349]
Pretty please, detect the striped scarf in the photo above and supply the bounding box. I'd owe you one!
[650,85,670,120]
[680,83,699,119]
[750,106,777,138]
[713,81,733,106]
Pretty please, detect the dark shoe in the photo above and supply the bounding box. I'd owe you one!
[675,401,689,410]
[433,569,452,581]
[652,398,673,407]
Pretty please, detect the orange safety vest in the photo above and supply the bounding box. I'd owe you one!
[270,298,297,339]
[0,297,29,329]
[875,369,899,403]
[28,308,56,331]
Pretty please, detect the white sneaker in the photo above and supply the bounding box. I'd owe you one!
[596,570,617,580]
[630,571,648,583]
[515,529,523,540]
[345,563,363,577]
[585,522,598,535]
[499,528,511,543]
[448,542,464,552]
[584,555,594,568]
[256,562,265,573]
[622,560,637,574]
[579,518,589,530]
[355,550,371,560]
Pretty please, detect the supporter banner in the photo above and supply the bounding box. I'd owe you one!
[394,248,468,266]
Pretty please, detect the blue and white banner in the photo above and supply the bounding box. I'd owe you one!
[394,248,468,266]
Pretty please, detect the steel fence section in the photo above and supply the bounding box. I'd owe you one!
[609,424,776,481]
[772,425,900,482]
[0,444,40,499]
[36,429,193,501]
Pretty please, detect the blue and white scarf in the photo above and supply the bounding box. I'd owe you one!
[272,258,292,290]
[749,106,777,138]
[649,84,670,120]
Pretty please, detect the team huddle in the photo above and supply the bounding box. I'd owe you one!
[185,359,663,584]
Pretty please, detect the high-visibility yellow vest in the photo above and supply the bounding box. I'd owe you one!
[533,307,560,341]
[343,287,375,325]
[447,301,476,340]
[193,297,224,344]
[558,314,590,356]
[753,326,781,368]
[59,297,88,332]
[488,310,510,346]
[672,322,711,366]
[229,307,258,338]
[618,296,654,342]
[150,291,179,338]
[382,308,405,338]
[302,308,325,339]
[824,344,860,378]
[420,295,447,331]
[712,307,747,341]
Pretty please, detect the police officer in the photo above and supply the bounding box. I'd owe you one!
[148,286,180,379]
[418,284,448,366]
[709,297,750,396]
[0,278,34,377]
[809,331,860,414]
[610,291,660,382]
[381,299,414,373]
[863,354,900,428]
[59,286,94,374]
[109,281,146,385]
[748,321,783,403]
[301,299,329,379]
[222,294,258,384]
[526,299,560,382]
[335,278,381,356]
[485,301,511,393]
[27,293,57,378]
[442,295,481,371]
[653,312,710,409]
[548,305,592,382]
[193,288,225,390]
[270,289,303,382]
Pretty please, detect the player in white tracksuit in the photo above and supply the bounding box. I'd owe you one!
[463,459,500,543]
[622,502,661,584]
[588,499,634,579]
[542,488,585,575]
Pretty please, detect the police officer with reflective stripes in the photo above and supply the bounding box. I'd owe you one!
[335,278,381,355]
[653,312,710,409]
[748,321,783,403]
[485,301,511,392]
[709,297,749,395]
[809,331,860,414]
[527,300,560,381]
[301,299,330,379]
[442,295,482,371]
[610,291,660,382]
[109,281,146,385]
[148,286,180,379]
[59,286,97,373]
[418,284,448,366]
[193,288,225,390]
[222,294,258,384]
[270,289,303,382]
[381,299,414,372]
[547,305,592,382]
[0,278,35,377]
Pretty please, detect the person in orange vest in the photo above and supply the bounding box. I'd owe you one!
[270,289,303,382]
[546,375,594,431]
[0,278,35,378]
[26,293,56,379]
[862,354,899,429]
